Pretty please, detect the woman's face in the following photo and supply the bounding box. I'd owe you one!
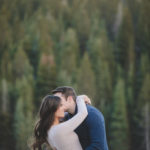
[54,101,65,119]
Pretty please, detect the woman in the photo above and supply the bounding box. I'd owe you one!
[32,95,88,150]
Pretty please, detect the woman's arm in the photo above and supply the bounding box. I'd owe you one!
[58,96,88,132]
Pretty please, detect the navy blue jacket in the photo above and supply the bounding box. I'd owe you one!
[65,104,109,150]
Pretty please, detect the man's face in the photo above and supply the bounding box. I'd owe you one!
[54,92,68,111]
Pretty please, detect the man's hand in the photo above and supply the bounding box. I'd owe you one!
[79,95,91,105]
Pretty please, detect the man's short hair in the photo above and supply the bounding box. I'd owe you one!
[52,86,77,101]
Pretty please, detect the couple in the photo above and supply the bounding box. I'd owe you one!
[32,86,109,150]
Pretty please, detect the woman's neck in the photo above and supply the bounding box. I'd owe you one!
[52,118,59,126]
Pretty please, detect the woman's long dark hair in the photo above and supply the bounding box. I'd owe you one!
[32,95,61,150]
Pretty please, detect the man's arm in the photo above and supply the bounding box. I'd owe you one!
[85,110,109,150]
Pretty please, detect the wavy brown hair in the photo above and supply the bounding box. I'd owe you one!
[32,95,61,150]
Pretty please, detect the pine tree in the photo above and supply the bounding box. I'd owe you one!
[14,77,34,150]
[76,53,96,102]
[12,48,35,150]
[115,6,135,73]
[57,28,79,86]
[12,48,33,80]
[0,51,13,81]
[0,1,12,63]
[72,1,91,54]
[136,52,150,150]
[0,79,9,113]
[110,77,130,150]
[130,53,150,150]
[35,52,57,108]
[99,0,120,38]
[88,21,115,113]
[0,111,12,150]
[23,32,41,76]
[0,51,15,150]
[14,96,26,150]
[124,6,136,149]
[0,78,13,150]
[137,0,150,56]
[138,73,150,150]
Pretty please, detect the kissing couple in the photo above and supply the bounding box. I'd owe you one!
[32,86,109,150]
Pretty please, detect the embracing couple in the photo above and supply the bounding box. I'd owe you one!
[32,86,109,150]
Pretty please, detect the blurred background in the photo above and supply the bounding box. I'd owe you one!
[0,0,150,150]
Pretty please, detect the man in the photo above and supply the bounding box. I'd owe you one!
[52,86,109,150]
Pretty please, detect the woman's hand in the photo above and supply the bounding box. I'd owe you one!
[79,95,91,105]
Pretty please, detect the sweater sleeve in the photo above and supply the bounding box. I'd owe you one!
[58,96,88,132]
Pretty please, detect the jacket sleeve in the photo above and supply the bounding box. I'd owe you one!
[85,110,109,150]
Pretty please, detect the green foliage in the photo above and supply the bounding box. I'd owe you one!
[137,0,150,55]
[35,53,57,108]
[88,22,114,115]
[139,73,150,103]
[116,6,135,71]
[0,79,9,113]
[110,77,130,150]
[14,77,34,150]
[136,73,150,150]
[12,49,33,80]
[57,28,79,86]
[0,112,14,150]
[76,53,96,101]
[0,51,13,80]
